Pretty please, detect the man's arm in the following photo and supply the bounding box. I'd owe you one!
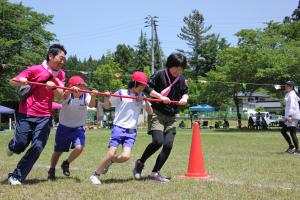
[88,90,98,108]
[103,92,111,109]
[46,81,64,100]
[9,77,27,87]
[149,90,170,104]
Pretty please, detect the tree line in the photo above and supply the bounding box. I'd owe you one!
[1,0,300,126]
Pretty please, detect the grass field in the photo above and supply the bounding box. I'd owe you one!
[1,127,300,200]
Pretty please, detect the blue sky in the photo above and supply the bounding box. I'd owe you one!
[9,0,298,60]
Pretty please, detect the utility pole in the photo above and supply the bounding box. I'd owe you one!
[145,15,163,74]
[154,23,163,69]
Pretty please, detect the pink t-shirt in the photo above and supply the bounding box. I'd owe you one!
[14,64,65,117]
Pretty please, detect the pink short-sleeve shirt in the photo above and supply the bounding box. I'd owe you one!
[14,64,65,117]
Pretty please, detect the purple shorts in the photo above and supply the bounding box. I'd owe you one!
[109,125,137,148]
[54,124,85,152]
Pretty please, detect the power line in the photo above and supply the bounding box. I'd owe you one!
[194,79,299,89]
[58,19,143,38]
[59,24,143,41]
[0,63,133,79]
[2,63,297,87]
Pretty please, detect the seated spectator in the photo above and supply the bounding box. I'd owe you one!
[255,112,262,130]
[261,117,268,130]
[203,120,209,128]
[248,116,254,129]
[223,119,229,129]
[214,121,220,129]
[179,120,185,129]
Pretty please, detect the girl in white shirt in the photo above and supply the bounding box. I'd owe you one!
[281,81,300,154]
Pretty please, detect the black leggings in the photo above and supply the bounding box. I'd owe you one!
[281,124,298,149]
[140,130,175,172]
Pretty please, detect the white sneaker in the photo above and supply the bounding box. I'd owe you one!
[90,175,101,185]
[148,172,170,183]
[6,148,14,157]
[133,159,144,180]
[8,176,21,185]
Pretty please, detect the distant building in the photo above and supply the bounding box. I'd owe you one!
[255,101,281,113]
[235,92,281,114]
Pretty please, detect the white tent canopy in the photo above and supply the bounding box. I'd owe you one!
[0,105,16,131]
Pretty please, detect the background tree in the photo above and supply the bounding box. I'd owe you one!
[153,39,165,70]
[205,46,262,128]
[178,9,228,77]
[251,21,300,89]
[0,0,55,102]
[91,51,124,95]
[64,55,82,79]
[114,44,136,74]
[291,0,300,21]
[203,21,300,128]
[82,56,101,84]
[133,31,150,72]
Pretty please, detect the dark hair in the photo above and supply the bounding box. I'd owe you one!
[46,44,67,61]
[128,81,143,89]
[166,52,187,69]
[286,81,295,89]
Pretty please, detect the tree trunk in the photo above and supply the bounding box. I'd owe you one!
[234,93,242,129]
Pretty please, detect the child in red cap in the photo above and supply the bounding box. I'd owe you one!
[90,71,169,185]
[48,75,98,180]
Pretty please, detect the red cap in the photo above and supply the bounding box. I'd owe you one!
[69,75,87,86]
[131,71,148,85]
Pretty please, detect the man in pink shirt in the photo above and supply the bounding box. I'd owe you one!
[7,44,66,185]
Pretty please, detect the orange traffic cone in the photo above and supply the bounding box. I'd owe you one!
[178,122,212,179]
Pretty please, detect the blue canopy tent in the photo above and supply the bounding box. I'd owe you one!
[0,105,16,131]
[188,104,215,128]
[189,104,215,112]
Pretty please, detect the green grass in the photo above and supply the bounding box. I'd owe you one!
[1,128,300,199]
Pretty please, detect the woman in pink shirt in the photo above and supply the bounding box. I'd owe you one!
[6,44,66,185]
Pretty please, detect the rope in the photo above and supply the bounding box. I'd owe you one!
[23,80,181,105]
[197,80,287,87]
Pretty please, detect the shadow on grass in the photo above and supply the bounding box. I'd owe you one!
[0,176,81,185]
[44,176,82,184]
[212,128,281,133]
[0,179,9,185]
[274,151,298,156]
[101,175,173,184]
[23,178,49,185]
[101,176,148,184]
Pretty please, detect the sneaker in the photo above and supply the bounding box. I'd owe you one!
[8,175,21,185]
[148,172,170,183]
[286,147,296,154]
[102,161,112,174]
[133,159,144,180]
[294,150,300,155]
[90,175,101,185]
[48,168,56,180]
[61,160,70,176]
[6,148,14,157]
[157,171,169,179]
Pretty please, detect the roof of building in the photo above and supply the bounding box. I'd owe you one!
[256,101,281,108]
[237,92,269,98]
